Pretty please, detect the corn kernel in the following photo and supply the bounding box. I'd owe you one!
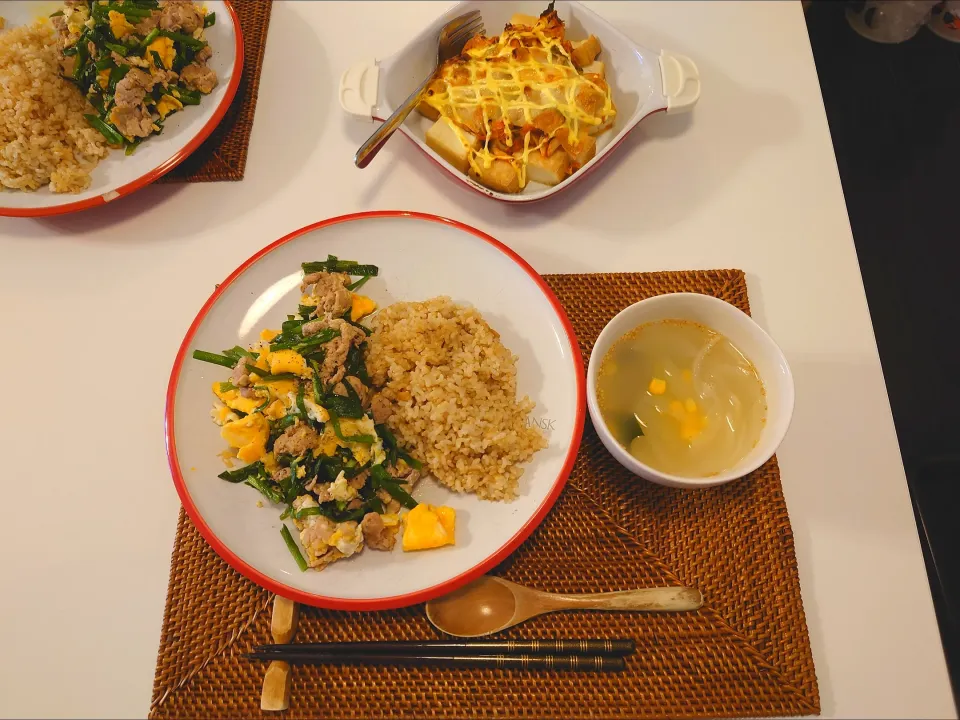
[648,377,667,395]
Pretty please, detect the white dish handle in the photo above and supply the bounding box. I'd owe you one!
[658,51,701,114]
[339,59,381,121]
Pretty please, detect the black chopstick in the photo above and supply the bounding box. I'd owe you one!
[246,652,626,672]
[253,639,635,657]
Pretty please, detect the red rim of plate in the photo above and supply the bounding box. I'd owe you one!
[0,0,244,218]
[165,211,586,610]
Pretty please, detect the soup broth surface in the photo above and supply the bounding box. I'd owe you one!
[597,320,766,477]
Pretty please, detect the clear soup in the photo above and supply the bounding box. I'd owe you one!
[597,320,766,478]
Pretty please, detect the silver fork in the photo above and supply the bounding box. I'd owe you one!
[354,11,484,169]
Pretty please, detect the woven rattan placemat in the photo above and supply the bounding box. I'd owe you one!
[150,269,819,719]
[159,0,272,183]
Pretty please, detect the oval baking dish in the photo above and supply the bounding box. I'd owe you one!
[339,0,700,203]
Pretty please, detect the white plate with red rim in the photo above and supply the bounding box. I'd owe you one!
[339,0,701,203]
[0,0,242,217]
[166,211,585,610]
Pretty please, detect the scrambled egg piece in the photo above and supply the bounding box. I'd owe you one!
[350,294,376,322]
[302,396,329,424]
[264,399,286,421]
[65,4,90,35]
[210,404,240,426]
[269,349,310,377]
[402,504,456,551]
[221,413,269,463]
[293,496,330,561]
[246,348,271,378]
[342,416,386,466]
[263,379,297,403]
[97,68,110,91]
[294,496,364,559]
[313,417,383,464]
[329,522,363,557]
[329,472,358,503]
[155,94,183,119]
[262,452,278,474]
[212,382,262,415]
[314,424,344,457]
[145,36,175,70]
[260,328,279,342]
[108,10,135,38]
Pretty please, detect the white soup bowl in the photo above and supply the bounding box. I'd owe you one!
[586,293,794,488]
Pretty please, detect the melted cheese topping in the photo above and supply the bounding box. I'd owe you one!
[424,16,616,187]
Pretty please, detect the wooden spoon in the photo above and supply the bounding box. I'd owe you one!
[426,576,702,638]
[260,595,299,712]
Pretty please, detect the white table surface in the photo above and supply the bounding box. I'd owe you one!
[0,1,955,718]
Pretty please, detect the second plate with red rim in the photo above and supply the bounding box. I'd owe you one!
[0,0,243,217]
[166,211,585,609]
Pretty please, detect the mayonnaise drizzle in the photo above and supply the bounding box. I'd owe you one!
[424,18,617,186]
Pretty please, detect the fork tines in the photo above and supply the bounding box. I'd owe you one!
[444,11,485,50]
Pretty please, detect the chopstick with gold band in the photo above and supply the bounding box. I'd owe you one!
[246,652,626,672]
[253,638,635,657]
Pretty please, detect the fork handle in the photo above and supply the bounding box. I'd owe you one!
[355,74,433,169]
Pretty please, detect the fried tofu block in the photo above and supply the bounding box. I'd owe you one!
[571,35,601,67]
[587,121,613,137]
[426,117,479,174]
[463,34,495,54]
[565,133,597,168]
[483,101,503,123]
[546,135,564,156]
[533,108,565,134]
[512,45,532,63]
[526,147,570,186]
[518,67,538,83]
[539,10,566,40]
[575,84,606,116]
[469,158,522,193]
[538,85,567,107]
[454,104,484,134]
[530,47,550,64]
[506,106,529,126]
[584,72,609,92]
[449,66,472,86]
[510,12,539,27]
[419,78,449,120]
[416,98,441,121]
[581,60,605,79]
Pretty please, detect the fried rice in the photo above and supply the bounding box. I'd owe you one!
[367,297,546,501]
